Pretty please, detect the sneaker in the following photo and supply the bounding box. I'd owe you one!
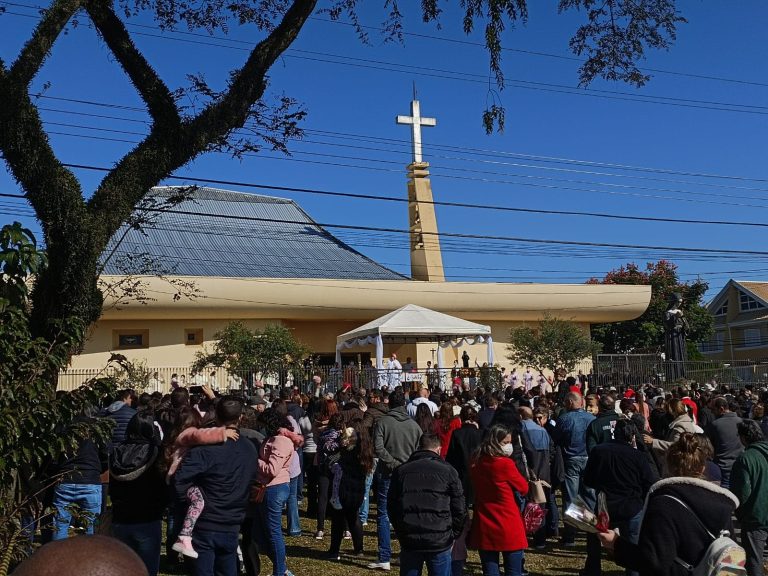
[285,571,295,576]
[326,553,341,561]
[314,530,324,540]
[362,522,369,527]
[367,562,391,571]
[172,535,199,559]
[343,530,351,539]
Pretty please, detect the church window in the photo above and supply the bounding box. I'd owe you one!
[185,328,203,345]
[113,329,149,349]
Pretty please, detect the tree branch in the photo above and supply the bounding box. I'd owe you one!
[8,0,84,87]
[86,0,318,237]
[84,0,180,128]
[186,0,319,143]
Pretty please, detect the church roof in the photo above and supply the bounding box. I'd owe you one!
[100,186,406,280]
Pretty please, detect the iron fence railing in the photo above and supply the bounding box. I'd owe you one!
[593,355,768,389]
[57,356,768,394]
[57,364,514,394]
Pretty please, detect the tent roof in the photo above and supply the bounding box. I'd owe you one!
[337,304,491,345]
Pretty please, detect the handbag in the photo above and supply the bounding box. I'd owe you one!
[517,434,548,535]
[522,501,546,535]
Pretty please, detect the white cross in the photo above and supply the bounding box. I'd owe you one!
[396,99,436,163]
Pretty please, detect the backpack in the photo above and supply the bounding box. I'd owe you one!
[661,495,747,576]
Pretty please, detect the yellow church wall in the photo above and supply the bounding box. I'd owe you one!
[68,276,640,377]
[71,315,592,377]
[71,318,283,370]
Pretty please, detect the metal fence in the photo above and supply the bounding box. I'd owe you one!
[58,356,768,395]
[57,364,511,394]
[593,354,768,389]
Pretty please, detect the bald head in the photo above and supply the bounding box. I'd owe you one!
[518,406,533,420]
[566,392,583,410]
[13,536,147,576]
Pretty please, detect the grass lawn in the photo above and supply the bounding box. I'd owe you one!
[158,502,624,576]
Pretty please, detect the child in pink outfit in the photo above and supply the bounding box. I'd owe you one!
[167,422,238,558]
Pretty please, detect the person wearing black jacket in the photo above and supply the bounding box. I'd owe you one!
[445,404,483,506]
[50,413,108,541]
[389,434,466,576]
[584,419,659,576]
[599,433,739,576]
[586,394,619,452]
[110,412,168,576]
[174,398,258,576]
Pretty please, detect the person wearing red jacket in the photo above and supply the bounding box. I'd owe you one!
[469,424,529,576]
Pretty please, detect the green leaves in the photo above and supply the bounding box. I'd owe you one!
[193,321,309,378]
[559,0,685,87]
[0,222,46,313]
[507,312,599,374]
[588,260,713,354]
[0,223,117,567]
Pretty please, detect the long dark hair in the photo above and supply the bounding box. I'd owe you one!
[414,403,435,434]
[436,402,456,433]
[260,407,291,438]
[474,424,514,460]
[342,407,375,474]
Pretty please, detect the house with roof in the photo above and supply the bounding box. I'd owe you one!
[64,184,651,381]
[700,280,768,360]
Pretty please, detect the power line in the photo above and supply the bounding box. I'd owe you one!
[4,7,768,118]
[31,94,768,187]
[26,125,768,210]
[4,161,768,256]
[5,1,768,90]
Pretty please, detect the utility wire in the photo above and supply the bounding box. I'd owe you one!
[5,1,768,90]
[4,7,768,117]
[23,127,768,210]
[31,94,768,187]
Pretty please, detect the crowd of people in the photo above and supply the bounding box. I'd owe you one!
[17,370,768,576]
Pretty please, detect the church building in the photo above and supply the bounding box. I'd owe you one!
[67,98,651,381]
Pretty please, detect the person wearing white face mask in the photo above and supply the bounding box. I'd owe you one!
[468,424,529,576]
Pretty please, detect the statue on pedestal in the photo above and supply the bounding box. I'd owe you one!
[664,292,689,380]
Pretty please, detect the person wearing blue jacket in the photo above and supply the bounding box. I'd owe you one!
[552,392,595,547]
[174,397,258,576]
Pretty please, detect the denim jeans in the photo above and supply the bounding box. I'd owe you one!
[400,548,452,576]
[546,486,560,536]
[375,469,392,563]
[51,483,102,540]
[255,482,290,576]
[561,456,593,543]
[359,469,375,524]
[478,550,524,576]
[112,520,162,576]
[192,529,239,576]
[287,475,301,535]
[742,527,768,576]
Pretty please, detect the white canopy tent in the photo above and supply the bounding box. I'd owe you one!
[335,304,494,371]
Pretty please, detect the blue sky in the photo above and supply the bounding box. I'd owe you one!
[2,1,768,300]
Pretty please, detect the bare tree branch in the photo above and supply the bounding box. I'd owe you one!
[84,0,181,128]
[8,0,84,87]
[86,0,318,236]
[187,0,318,142]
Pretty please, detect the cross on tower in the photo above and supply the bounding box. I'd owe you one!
[396,99,436,163]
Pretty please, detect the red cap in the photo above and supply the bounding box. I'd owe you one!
[569,385,582,394]
[623,389,636,399]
